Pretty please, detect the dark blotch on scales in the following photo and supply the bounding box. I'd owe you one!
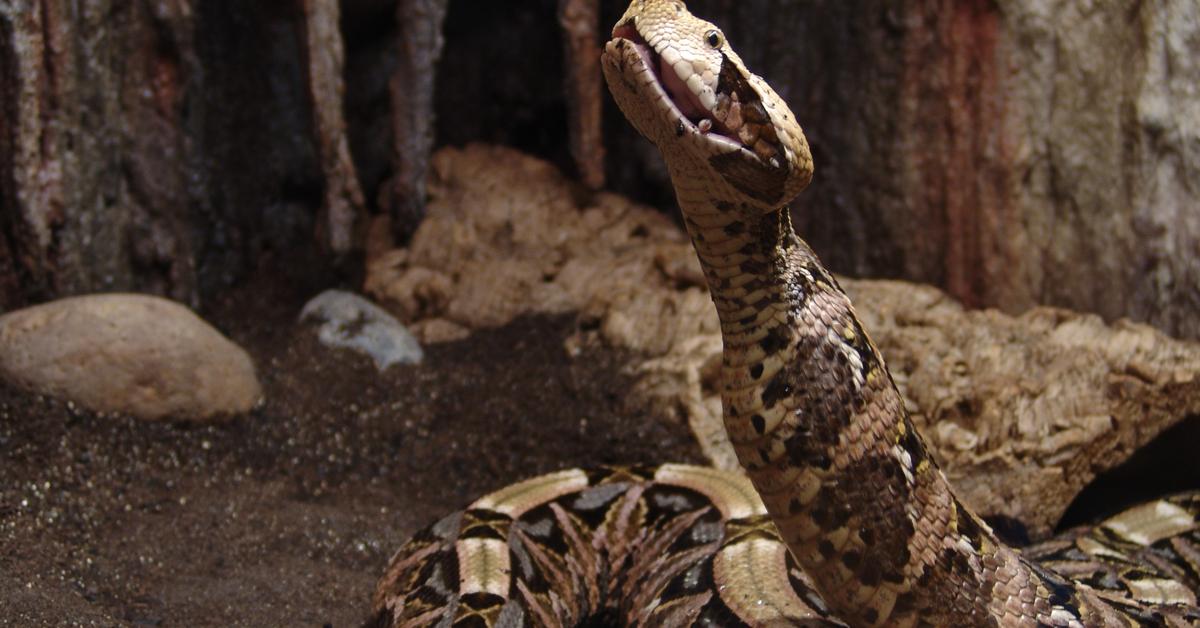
[761,372,792,409]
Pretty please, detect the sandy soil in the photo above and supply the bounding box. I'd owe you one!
[0,272,703,627]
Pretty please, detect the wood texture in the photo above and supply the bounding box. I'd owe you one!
[558,0,605,190]
[302,0,366,254]
[388,0,449,239]
[0,0,198,306]
[669,0,1200,340]
[1,1,1196,342]
[0,1,391,305]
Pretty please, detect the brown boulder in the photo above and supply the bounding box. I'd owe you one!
[0,294,262,421]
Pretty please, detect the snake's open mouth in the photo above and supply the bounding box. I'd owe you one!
[610,22,784,169]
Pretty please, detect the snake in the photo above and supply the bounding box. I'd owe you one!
[366,1,1200,626]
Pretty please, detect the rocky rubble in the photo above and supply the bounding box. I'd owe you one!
[365,144,1200,538]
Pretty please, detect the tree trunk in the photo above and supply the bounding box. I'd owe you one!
[2,1,1197,341]
[0,0,199,307]
[663,0,1200,339]
[387,0,448,239]
[0,1,363,308]
[302,0,366,254]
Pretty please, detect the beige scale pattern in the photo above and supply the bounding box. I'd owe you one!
[368,2,1200,626]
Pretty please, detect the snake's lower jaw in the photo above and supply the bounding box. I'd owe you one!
[600,40,647,133]
[602,39,703,151]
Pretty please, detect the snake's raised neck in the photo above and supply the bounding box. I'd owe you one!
[602,2,1133,625]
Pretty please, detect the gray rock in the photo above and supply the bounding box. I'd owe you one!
[300,290,423,369]
[0,294,262,421]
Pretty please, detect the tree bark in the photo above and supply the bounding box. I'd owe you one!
[664,0,1200,339]
[0,0,199,307]
[558,0,605,190]
[0,1,368,306]
[301,0,366,254]
[388,0,449,240]
[1,1,1196,342]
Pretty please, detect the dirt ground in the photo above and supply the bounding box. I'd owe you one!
[0,270,703,627]
[3,262,1198,628]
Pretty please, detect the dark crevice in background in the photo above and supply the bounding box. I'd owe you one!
[193,1,320,295]
[1057,415,1200,530]
[435,0,570,173]
[342,0,401,214]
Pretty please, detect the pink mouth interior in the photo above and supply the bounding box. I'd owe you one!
[612,24,718,128]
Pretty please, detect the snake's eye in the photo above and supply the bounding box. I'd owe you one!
[705,30,723,48]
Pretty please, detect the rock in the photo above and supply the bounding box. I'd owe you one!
[845,281,1200,538]
[0,294,262,422]
[300,290,423,369]
[364,144,696,337]
[364,145,1200,539]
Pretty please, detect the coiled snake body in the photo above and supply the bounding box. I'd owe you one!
[368,2,1200,626]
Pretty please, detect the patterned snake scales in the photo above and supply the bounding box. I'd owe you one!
[368,2,1200,626]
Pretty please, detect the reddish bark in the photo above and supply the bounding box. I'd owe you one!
[670,0,1200,340]
[558,0,606,190]
[900,0,1012,308]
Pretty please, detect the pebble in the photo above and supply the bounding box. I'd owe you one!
[299,290,423,370]
[0,293,262,421]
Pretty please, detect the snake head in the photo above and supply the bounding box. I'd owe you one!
[602,0,813,210]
